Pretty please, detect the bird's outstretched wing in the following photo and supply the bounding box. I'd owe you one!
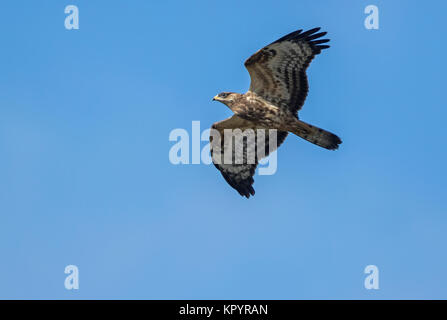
[244,27,330,114]
[210,115,288,198]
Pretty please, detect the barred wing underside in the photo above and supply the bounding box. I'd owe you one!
[210,115,288,198]
[244,27,330,114]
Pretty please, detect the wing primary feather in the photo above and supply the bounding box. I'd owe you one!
[297,27,321,38]
[306,32,327,41]
[272,29,303,44]
[312,39,330,44]
[315,45,330,51]
[270,28,330,56]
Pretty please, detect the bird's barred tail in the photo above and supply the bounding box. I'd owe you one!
[291,120,342,150]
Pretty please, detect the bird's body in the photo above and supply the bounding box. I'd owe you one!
[211,27,342,198]
[221,92,296,129]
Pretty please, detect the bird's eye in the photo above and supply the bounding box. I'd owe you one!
[219,93,229,98]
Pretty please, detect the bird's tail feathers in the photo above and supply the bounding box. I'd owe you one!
[290,120,342,150]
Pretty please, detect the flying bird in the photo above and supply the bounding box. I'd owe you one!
[210,27,342,198]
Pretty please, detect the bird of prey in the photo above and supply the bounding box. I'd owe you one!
[210,27,342,198]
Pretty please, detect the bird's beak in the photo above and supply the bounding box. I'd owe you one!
[212,95,218,101]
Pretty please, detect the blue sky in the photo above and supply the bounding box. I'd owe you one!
[0,0,446,299]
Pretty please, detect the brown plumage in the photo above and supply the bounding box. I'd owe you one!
[210,27,342,198]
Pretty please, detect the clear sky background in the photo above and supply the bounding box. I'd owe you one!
[0,0,446,299]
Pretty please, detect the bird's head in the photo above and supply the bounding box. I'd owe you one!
[212,92,240,107]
